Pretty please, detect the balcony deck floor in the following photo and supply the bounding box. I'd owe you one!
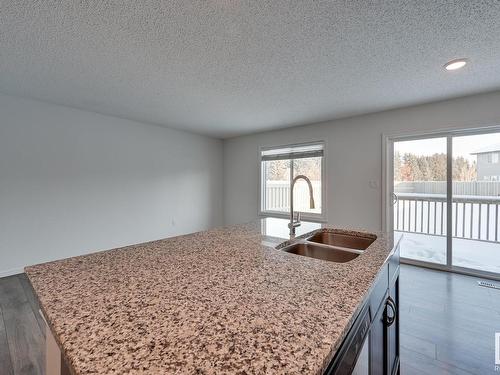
[397,231,500,274]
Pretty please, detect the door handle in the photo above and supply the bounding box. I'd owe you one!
[391,193,398,206]
[385,296,397,327]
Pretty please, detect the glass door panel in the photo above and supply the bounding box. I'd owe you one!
[393,137,448,264]
[452,134,500,274]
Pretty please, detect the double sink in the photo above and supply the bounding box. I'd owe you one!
[281,231,376,263]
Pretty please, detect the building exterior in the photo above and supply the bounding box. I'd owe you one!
[471,145,500,180]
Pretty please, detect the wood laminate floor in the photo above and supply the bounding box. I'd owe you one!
[399,265,500,375]
[0,274,45,375]
[0,265,499,375]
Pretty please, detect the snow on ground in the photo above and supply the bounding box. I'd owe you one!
[396,231,500,274]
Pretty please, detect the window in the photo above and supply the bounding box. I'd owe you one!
[488,152,500,163]
[260,141,325,221]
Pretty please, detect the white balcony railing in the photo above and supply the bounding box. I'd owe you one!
[394,192,500,243]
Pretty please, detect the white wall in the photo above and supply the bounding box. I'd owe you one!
[224,91,500,229]
[0,94,223,276]
[3,90,500,277]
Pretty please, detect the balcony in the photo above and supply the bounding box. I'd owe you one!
[394,191,500,274]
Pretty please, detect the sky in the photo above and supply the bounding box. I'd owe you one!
[394,133,500,161]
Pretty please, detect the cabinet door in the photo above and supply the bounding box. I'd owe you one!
[386,277,400,375]
[369,292,387,375]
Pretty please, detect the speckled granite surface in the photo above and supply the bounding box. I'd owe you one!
[25,219,400,375]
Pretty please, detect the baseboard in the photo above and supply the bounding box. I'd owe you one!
[0,267,24,278]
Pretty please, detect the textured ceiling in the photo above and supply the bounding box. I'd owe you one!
[1,1,500,138]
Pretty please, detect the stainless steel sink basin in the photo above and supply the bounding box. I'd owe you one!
[281,242,361,263]
[307,232,376,250]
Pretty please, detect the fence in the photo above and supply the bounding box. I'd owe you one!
[266,180,500,242]
[395,181,500,196]
[265,180,321,212]
[394,192,500,243]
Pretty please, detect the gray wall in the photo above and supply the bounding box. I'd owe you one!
[224,91,500,229]
[0,94,224,276]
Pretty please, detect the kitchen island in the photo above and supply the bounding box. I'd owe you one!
[25,218,401,374]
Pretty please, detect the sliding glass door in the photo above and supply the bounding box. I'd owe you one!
[393,137,448,265]
[390,129,500,278]
[452,134,500,274]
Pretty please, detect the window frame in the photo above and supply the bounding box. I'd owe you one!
[258,141,327,223]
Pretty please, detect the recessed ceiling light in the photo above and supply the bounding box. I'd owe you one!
[444,58,468,71]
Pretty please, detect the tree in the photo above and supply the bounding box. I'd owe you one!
[394,151,403,181]
[394,152,476,182]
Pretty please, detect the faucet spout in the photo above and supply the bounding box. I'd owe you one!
[289,175,315,236]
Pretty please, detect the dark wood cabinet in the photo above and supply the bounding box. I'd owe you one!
[369,289,387,375]
[370,272,400,375]
[326,243,400,375]
[369,279,399,375]
[386,270,399,375]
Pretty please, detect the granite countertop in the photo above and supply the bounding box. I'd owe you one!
[25,218,400,375]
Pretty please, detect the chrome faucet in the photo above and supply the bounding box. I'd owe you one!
[288,175,315,236]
